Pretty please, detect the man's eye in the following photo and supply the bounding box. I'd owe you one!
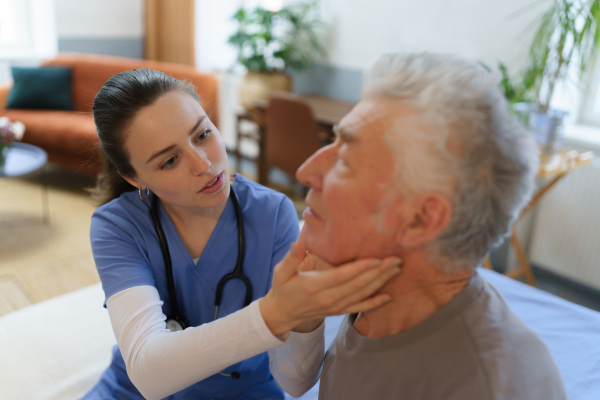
[160,156,178,170]
[195,129,212,142]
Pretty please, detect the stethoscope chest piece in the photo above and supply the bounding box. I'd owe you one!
[166,317,189,332]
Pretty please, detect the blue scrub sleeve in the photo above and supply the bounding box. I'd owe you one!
[270,196,301,283]
[90,210,156,303]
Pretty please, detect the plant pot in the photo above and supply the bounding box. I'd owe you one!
[513,103,568,157]
[239,71,292,110]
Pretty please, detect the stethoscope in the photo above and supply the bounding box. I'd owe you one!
[150,186,252,379]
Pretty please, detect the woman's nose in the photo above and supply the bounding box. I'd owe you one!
[189,149,211,175]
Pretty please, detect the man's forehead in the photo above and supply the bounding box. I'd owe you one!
[337,96,416,141]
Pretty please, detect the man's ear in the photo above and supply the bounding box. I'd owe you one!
[399,193,452,248]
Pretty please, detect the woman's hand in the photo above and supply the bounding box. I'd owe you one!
[259,243,402,337]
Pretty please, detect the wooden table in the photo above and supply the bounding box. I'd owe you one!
[483,148,594,286]
[236,94,356,184]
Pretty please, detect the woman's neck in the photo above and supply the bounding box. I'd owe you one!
[353,253,473,338]
[162,198,229,260]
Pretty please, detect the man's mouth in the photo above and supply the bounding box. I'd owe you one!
[303,206,320,220]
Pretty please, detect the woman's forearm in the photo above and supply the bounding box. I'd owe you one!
[107,286,284,400]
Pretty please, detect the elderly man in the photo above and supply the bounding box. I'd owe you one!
[268,52,567,399]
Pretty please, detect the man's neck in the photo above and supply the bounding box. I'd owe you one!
[353,253,473,338]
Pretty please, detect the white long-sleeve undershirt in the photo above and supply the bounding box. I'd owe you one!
[106,285,287,400]
[268,322,326,397]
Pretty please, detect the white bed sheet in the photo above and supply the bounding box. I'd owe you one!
[0,267,598,400]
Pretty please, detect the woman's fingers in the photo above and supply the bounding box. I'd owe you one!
[298,252,330,272]
[304,257,402,314]
[303,256,400,290]
[341,293,393,315]
[322,263,400,313]
[272,244,306,285]
[261,252,402,336]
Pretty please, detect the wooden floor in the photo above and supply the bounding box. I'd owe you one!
[0,166,99,316]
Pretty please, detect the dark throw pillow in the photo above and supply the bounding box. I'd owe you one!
[7,66,75,110]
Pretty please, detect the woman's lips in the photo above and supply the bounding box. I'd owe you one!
[199,172,224,194]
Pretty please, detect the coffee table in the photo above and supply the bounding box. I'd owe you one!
[0,142,49,224]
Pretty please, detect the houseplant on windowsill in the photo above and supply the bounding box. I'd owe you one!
[0,117,25,169]
[499,0,600,156]
[227,1,326,110]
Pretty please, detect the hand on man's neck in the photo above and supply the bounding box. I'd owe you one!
[353,251,473,338]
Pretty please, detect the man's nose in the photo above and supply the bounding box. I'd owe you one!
[296,144,335,189]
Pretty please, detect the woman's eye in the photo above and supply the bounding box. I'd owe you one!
[160,156,178,170]
[195,129,212,142]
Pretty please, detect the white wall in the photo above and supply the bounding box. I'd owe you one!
[194,0,239,71]
[54,0,143,38]
[196,0,551,75]
[321,0,549,72]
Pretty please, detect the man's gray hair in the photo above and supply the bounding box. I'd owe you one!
[363,52,539,272]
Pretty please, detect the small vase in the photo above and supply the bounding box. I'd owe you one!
[513,103,568,157]
[0,144,10,169]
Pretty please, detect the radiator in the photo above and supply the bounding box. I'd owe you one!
[529,158,600,289]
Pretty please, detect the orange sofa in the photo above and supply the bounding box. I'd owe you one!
[0,53,219,175]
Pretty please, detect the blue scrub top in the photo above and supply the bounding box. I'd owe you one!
[85,174,299,399]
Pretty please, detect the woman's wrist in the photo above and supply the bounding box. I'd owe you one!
[258,294,295,337]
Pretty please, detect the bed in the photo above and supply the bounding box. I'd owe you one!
[0,267,598,400]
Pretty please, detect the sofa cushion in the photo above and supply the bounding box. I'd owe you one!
[7,67,75,111]
[42,53,219,126]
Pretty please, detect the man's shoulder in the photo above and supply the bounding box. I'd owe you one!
[460,278,567,399]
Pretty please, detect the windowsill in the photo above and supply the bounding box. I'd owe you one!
[563,123,600,155]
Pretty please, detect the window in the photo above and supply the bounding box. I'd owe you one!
[0,0,57,60]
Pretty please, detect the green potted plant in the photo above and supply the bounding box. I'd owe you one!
[227,1,326,109]
[498,0,600,156]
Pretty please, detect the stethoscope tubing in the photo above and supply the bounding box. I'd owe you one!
[151,186,251,329]
[214,186,252,318]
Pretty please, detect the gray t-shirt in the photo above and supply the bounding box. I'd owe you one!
[318,271,567,400]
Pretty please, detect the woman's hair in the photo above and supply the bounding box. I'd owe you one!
[362,52,539,272]
[89,68,199,205]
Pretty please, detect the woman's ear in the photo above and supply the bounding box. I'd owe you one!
[118,171,141,190]
[399,193,452,248]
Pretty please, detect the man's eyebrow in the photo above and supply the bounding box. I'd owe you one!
[332,124,357,143]
[145,115,207,164]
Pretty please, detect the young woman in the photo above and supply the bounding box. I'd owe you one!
[82,68,400,400]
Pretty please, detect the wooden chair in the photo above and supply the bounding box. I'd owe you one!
[263,92,324,187]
